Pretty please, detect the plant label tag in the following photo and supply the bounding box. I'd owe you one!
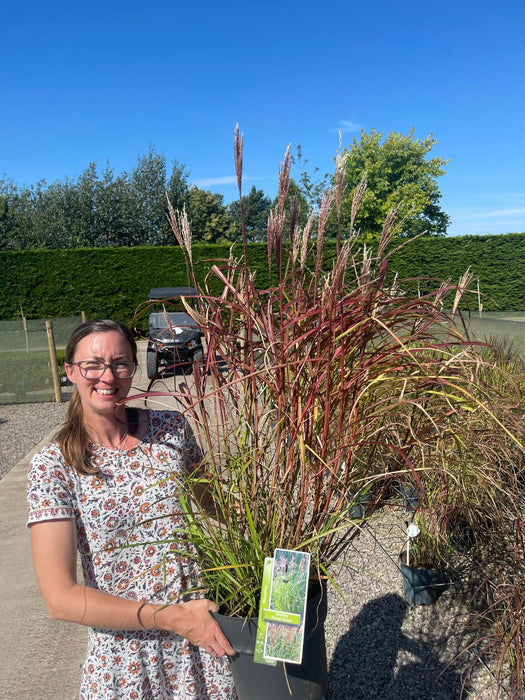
[263,609,301,625]
[254,557,277,666]
[263,548,310,665]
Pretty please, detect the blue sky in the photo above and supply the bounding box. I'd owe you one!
[1,0,524,237]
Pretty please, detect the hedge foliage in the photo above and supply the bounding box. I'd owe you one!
[0,244,270,327]
[386,233,525,311]
[1,233,523,324]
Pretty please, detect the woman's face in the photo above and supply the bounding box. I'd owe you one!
[65,331,135,419]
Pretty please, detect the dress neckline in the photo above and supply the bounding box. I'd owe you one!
[90,410,153,454]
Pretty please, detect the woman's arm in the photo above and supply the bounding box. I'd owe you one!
[30,519,235,656]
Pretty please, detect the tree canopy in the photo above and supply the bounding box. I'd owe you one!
[0,131,452,250]
[228,186,272,242]
[337,129,450,239]
[0,149,238,249]
[185,187,237,243]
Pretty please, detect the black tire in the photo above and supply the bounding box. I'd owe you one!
[192,348,205,375]
[146,348,158,379]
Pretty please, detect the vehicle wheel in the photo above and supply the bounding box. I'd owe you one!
[192,348,204,374]
[146,348,158,379]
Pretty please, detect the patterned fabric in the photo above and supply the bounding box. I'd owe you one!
[27,410,237,700]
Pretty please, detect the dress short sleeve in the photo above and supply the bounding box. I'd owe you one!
[26,443,75,525]
[149,410,204,475]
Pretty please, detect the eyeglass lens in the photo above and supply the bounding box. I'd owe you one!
[78,361,136,378]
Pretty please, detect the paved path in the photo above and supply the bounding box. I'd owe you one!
[0,435,87,700]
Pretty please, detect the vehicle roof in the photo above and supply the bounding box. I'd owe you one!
[148,287,196,299]
[149,311,198,330]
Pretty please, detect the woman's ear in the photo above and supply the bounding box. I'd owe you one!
[64,363,76,384]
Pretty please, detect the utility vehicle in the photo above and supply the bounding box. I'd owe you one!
[146,287,203,379]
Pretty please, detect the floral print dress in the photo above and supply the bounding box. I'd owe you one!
[26,410,237,700]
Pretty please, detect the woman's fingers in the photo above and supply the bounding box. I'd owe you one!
[210,627,235,657]
[164,598,236,656]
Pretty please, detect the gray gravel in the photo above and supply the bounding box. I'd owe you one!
[1,400,501,699]
[324,512,500,699]
[0,399,70,480]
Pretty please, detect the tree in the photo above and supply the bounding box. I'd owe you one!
[73,164,99,246]
[338,129,450,239]
[0,192,8,245]
[158,159,191,244]
[291,145,331,210]
[0,179,36,249]
[30,179,70,248]
[228,185,272,242]
[185,187,237,243]
[130,147,168,244]
[94,165,140,247]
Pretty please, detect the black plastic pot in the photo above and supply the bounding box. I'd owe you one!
[400,557,448,606]
[214,584,328,700]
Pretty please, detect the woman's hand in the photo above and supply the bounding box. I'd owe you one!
[150,598,236,657]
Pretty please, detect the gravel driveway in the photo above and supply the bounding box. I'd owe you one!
[0,399,70,480]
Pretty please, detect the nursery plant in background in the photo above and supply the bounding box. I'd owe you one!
[130,127,525,698]
[469,517,525,698]
[397,337,525,608]
[399,519,449,606]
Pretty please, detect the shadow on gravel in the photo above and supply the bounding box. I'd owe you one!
[328,593,464,699]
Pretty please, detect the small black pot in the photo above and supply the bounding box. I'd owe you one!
[400,557,448,606]
[214,584,328,700]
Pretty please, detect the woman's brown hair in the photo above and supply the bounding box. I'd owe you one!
[53,320,138,475]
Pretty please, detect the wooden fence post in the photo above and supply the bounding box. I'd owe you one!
[477,278,483,317]
[46,320,62,404]
[20,302,29,353]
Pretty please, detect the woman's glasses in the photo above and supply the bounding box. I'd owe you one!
[70,360,137,379]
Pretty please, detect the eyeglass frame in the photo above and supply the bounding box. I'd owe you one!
[69,360,137,380]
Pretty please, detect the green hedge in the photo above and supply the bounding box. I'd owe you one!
[387,233,525,311]
[0,244,273,326]
[1,233,524,324]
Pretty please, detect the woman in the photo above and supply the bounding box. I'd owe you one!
[27,319,237,699]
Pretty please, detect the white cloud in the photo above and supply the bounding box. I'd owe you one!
[467,207,525,221]
[330,120,362,134]
[192,175,238,187]
[450,206,525,222]
[191,173,275,190]
[447,204,525,236]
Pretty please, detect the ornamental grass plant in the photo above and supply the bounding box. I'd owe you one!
[404,336,525,566]
[394,338,525,695]
[447,343,525,698]
[470,517,525,698]
[132,128,524,637]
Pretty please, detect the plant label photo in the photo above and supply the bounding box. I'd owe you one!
[262,549,310,665]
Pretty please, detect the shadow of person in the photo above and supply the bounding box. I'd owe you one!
[328,593,463,699]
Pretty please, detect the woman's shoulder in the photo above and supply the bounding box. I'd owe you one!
[28,441,74,488]
[30,441,65,467]
[146,409,194,443]
[147,408,183,428]
[27,441,76,522]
